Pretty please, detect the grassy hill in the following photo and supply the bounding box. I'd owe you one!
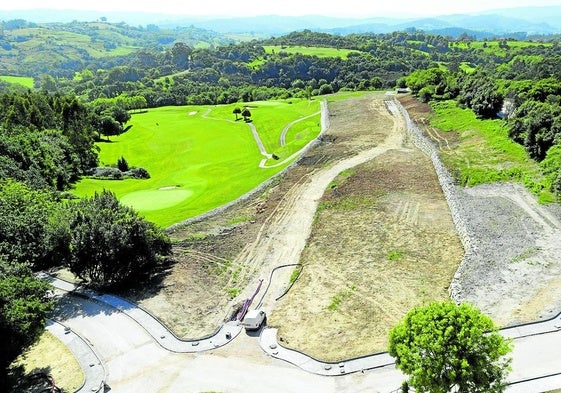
[262,45,361,59]
[0,20,232,78]
[0,75,34,88]
[450,40,551,57]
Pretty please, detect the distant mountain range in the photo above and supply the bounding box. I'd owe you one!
[1,6,560,38]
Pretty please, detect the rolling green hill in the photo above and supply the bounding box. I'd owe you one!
[262,45,361,59]
[0,75,34,88]
[0,20,233,78]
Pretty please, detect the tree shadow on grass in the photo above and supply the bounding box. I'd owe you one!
[9,366,60,393]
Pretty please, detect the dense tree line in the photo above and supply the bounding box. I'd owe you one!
[0,90,142,189]
[0,180,171,387]
[0,19,233,78]
[52,32,443,106]
[0,90,169,387]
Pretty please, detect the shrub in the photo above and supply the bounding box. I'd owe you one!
[125,167,150,179]
[554,170,561,196]
[117,156,129,172]
[91,167,122,180]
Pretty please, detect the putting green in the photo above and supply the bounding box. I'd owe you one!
[120,188,193,211]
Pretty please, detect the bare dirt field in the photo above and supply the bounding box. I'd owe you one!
[267,96,463,359]
[129,92,561,361]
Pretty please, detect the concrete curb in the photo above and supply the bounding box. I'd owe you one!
[90,292,243,352]
[259,327,396,376]
[42,273,244,353]
[46,319,105,393]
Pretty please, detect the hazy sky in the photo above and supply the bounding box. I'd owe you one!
[1,0,560,18]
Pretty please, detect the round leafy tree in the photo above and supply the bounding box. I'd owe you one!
[68,190,171,288]
[389,301,512,393]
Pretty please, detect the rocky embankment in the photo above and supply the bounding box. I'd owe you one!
[391,98,561,326]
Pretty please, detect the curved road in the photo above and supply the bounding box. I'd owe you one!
[50,269,561,393]
[279,110,321,146]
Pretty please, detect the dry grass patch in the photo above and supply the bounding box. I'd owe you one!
[12,331,84,392]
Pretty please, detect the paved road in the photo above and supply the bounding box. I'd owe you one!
[51,286,406,392]
[42,273,243,353]
[48,272,561,393]
[46,319,105,393]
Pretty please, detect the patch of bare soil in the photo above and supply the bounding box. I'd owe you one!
[128,195,283,339]
[268,98,463,360]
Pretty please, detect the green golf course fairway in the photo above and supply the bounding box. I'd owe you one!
[73,99,321,227]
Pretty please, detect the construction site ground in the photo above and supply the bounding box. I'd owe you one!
[127,92,561,361]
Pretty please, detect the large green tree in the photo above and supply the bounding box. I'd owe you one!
[68,190,171,288]
[0,261,53,389]
[389,302,512,393]
[0,180,71,270]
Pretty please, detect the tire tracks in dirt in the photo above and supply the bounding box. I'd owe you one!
[232,98,408,314]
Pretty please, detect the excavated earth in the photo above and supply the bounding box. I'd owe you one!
[128,93,561,361]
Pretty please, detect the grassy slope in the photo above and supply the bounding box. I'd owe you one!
[451,40,551,57]
[12,331,84,392]
[73,99,321,227]
[0,23,144,76]
[7,26,138,58]
[262,45,361,59]
[430,100,552,202]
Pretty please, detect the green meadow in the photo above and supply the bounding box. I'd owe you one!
[430,100,552,202]
[0,75,35,88]
[262,45,361,59]
[73,99,321,227]
[451,40,551,57]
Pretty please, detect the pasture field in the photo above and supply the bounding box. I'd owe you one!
[428,100,552,201]
[73,99,321,227]
[0,75,35,88]
[262,45,361,59]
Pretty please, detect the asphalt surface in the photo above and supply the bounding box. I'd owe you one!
[46,273,561,392]
[46,319,105,393]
